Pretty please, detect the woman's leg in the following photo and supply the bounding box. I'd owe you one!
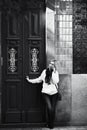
[51,93,58,126]
[42,93,52,128]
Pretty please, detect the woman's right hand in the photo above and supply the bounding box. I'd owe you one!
[26,76,29,82]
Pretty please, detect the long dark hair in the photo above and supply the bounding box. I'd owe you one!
[45,68,53,84]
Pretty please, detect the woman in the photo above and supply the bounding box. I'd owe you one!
[26,60,59,129]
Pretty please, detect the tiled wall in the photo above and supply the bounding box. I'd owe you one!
[55,0,87,74]
[46,0,73,74]
[55,0,73,74]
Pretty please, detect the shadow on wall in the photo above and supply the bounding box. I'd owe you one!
[55,74,72,125]
[46,7,55,66]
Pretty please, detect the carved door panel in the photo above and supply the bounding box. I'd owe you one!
[1,12,23,123]
[1,0,46,124]
[23,8,46,123]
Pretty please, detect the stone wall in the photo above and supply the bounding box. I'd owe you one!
[55,74,87,126]
[73,0,87,73]
[71,75,87,125]
[55,74,72,125]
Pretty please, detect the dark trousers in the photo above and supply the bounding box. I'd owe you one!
[42,93,58,128]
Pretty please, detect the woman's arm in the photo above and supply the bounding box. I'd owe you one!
[26,70,45,84]
[52,71,59,84]
[26,76,42,83]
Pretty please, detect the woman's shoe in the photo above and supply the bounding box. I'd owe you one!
[48,124,54,129]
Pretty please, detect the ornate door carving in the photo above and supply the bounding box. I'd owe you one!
[23,7,46,123]
[1,0,46,124]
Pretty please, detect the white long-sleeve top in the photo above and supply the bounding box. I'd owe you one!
[28,69,59,95]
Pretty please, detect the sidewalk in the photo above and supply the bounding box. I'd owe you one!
[0,127,87,130]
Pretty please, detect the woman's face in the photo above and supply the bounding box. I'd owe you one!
[48,62,55,71]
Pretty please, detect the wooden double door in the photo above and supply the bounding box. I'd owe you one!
[1,0,46,124]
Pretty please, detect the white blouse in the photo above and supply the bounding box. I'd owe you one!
[28,69,59,95]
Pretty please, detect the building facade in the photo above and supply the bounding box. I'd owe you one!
[0,0,87,127]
